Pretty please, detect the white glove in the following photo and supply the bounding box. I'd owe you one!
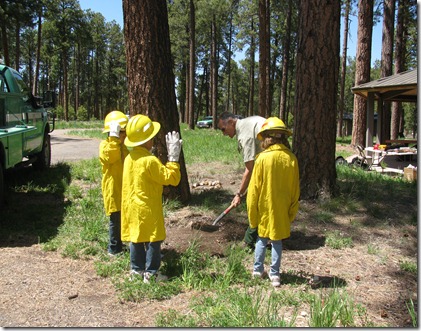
[109,121,121,138]
[166,131,182,162]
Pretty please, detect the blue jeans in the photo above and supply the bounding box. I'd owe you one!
[108,211,122,254]
[253,237,283,277]
[130,241,162,275]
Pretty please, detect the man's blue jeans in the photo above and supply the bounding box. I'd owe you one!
[130,241,162,275]
[253,237,283,277]
[108,211,123,254]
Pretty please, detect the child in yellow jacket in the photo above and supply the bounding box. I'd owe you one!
[247,117,300,287]
[121,114,182,283]
[99,111,129,256]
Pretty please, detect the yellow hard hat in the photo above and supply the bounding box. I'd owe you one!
[257,116,292,140]
[103,110,128,133]
[124,114,161,147]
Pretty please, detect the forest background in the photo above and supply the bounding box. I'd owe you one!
[0,0,418,201]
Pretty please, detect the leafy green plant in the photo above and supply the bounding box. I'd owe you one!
[157,287,297,327]
[406,298,417,327]
[399,260,417,274]
[325,231,353,249]
[309,288,356,327]
[367,243,380,255]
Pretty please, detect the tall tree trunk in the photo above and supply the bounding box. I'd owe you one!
[391,0,406,139]
[258,0,270,118]
[338,0,351,138]
[123,0,190,202]
[33,8,42,96]
[248,17,255,116]
[351,0,374,147]
[188,0,195,129]
[14,21,20,70]
[279,0,292,122]
[226,9,233,113]
[0,16,10,66]
[210,15,217,127]
[62,55,69,121]
[75,42,80,114]
[94,56,100,119]
[185,61,190,124]
[179,62,187,123]
[294,0,340,200]
[380,0,395,141]
[195,67,206,123]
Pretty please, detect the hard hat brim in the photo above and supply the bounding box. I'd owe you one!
[257,127,292,140]
[102,117,128,133]
[124,121,161,147]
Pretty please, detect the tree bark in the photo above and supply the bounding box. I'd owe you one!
[380,0,395,141]
[248,17,255,117]
[33,8,42,96]
[279,0,292,123]
[258,0,270,118]
[338,0,351,138]
[210,15,217,127]
[123,0,191,202]
[351,0,374,147]
[294,0,340,200]
[391,0,406,138]
[188,0,195,129]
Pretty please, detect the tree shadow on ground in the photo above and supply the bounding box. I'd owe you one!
[281,270,347,289]
[0,163,71,247]
[283,231,326,250]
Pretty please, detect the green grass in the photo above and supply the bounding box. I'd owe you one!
[309,287,357,327]
[325,231,353,249]
[399,260,417,274]
[60,122,243,167]
[2,122,417,327]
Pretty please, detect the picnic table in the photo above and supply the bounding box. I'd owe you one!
[365,146,417,167]
[385,139,417,147]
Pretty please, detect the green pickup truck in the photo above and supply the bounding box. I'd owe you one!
[0,64,55,207]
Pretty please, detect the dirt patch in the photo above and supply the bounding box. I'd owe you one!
[0,145,417,327]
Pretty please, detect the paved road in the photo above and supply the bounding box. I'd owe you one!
[50,129,101,164]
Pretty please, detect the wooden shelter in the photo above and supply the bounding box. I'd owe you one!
[351,68,417,147]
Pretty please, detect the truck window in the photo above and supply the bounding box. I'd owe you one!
[13,72,30,95]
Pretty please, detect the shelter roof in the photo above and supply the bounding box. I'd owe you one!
[351,68,417,102]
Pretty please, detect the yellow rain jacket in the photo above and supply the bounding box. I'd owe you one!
[247,143,300,240]
[121,146,181,243]
[99,137,129,216]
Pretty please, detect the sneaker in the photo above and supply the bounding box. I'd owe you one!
[130,269,144,281]
[269,275,281,287]
[143,272,153,284]
[252,271,263,278]
[143,272,168,284]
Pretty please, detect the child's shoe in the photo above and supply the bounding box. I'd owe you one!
[269,274,281,287]
[130,269,144,281]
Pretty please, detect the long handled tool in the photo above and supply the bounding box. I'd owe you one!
[191,202,236,232]
[212,202,236,226]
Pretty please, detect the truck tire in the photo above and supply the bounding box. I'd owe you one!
[33,133,51,170]
[0,162,4,209]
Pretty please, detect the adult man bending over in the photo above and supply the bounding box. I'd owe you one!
[217,112,266,250]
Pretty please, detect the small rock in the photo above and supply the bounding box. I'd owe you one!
[380,310,388,318]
